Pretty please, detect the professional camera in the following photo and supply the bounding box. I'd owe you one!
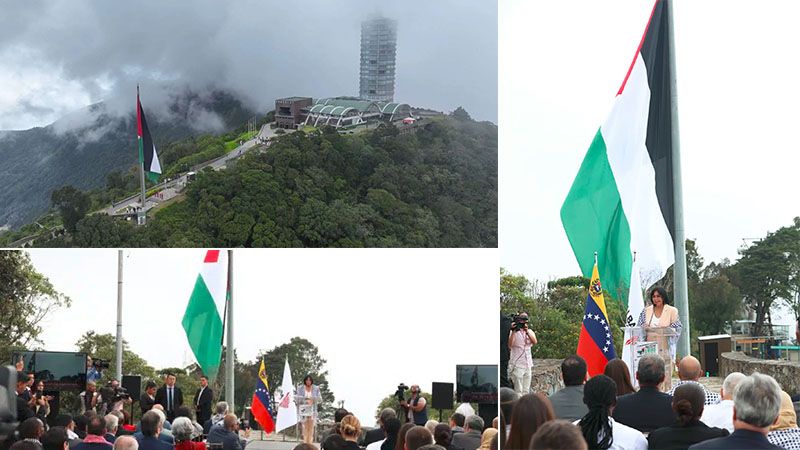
[511,313,529,331]
[100,385,130,404]
[92,359,111,370]
[394,383,409,401]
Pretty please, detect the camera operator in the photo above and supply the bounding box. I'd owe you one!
[399,385,428,426]
[98,380,132,415]
[80,381,99,414]
[507,312,537,395]
[85,357,103,384]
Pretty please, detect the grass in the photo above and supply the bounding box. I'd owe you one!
[224,130,257,151]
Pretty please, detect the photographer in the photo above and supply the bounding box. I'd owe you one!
[507,312,537,395]
[399,385,428,426]
[98,381,131,415]
[85,357,103,384]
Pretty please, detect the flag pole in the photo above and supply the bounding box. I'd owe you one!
[667,0,690,358]
[115,250,124,380]
[226,249,235,413]
[137,85,147,226]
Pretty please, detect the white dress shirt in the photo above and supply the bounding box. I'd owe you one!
[700,399,734,434]
[366,439,385,450]
[573,417,647,450]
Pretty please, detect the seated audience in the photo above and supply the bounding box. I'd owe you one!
[477,429,496,450]
[530,420,587,450]
[603,359,636,396]
[577,374,646,450]
[206,415,248,450]
[203,402,228,435]
[647,382,728,449]
[42,427,69,450]
[74,417,112,450]
[173,406,202,439]
[766,390,800,449]
[433,424,461,450]
[10,443,41,450]
[499,388,519,436]
[667,356,721,405]
[405,427,434,450]
[73,416,89,440]
[451,416,483,450]
[380,418,401,450]
[133,411,172,450]
[364,409,397,449]
[103,415,119,444]
[688,372,783,449]
[424,421,438,437]
[111,437,137,450]
[504,394,553,450]
[292,445,316,450]
[171,418,205,450]
[52,415,81,448]
[613,354,675,433]
[339,415,362,450]
[448,414,465,435]
[700,372,745,433]
[322,435,347,450]
[322,409,351,443]
[548,355,589,421]
[395,423,415,450]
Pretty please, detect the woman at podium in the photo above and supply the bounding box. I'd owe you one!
[636,286,682,391]
[295,375,322,444]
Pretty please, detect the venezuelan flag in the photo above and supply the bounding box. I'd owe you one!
[251,358,276,434]
[577,262,617,377]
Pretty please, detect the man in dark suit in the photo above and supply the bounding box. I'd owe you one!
[136,411,173,450]
[451,415,483,450]
[361,408,396,447]
[154,373,183,423]
[193,375,214,426]
[612,353,675,432]
[207,415,249,450]
[688,373,783,449]
[140,381,157,415]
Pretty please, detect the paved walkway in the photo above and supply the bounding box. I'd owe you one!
[244,432,315,450]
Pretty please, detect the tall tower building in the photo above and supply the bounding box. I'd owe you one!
[359,16,397,102]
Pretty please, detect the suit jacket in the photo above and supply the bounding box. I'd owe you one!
[362,428,385,447]
[548,385,589,422]
[207,426,246,450]
[451,430,481,450]
[140,393,156,414]
[137,436,174,450]
[687,429,783,449]
[103,434,117,444]
[612,386,675,433]
[16,396,34,421]
[647,420,728,449]
[193,386,214,425]
[154,385,183,420]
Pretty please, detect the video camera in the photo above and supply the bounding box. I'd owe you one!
[92,359,111,370]
[394,383,409,401]
[511,313,529,331]
[0,366,18,442]
[100,384,130,405]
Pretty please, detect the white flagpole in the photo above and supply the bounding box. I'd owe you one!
[226,250,235,413]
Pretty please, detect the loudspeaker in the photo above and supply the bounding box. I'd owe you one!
[122,375,142,401]
[431,382,454,410]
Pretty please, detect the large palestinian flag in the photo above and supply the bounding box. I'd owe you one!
[561,0,675,307]
[137,88,162,183]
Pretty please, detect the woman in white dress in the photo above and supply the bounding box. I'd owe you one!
[295,375,322,444]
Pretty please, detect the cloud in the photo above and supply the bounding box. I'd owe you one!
[0,0,497,131]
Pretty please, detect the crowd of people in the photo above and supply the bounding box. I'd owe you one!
[309,407,499,450]
[499,353,800,449]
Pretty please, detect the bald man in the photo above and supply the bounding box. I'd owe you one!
[666,356,721,405]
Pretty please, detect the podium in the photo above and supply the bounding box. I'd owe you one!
[295,387,321,443]
[621,326,678,391]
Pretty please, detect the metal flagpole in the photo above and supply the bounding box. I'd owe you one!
[667,0,690,358]
[226,250,235,413]
[137,85,147,226]
[116,250,124,380]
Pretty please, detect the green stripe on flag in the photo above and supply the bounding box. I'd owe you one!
[182,274,224,380]
[138,137,144,165]
[561,129,633,305]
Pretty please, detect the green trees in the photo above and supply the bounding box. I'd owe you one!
[0,251,71,362]
[51,185,91,232]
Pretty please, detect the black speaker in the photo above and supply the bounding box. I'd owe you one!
[122,375,142,401]
[431,382,454,410]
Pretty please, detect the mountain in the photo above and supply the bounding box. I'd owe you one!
[0,89,255,229]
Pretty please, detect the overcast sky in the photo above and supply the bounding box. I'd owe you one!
[0,0,497,130]
[500,0,800,322]
[27,249,498,424]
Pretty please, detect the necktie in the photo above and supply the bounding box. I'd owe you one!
[168,387,172,410]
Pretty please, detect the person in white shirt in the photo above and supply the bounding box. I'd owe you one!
[507,312,537,395]
[700,371,746,433]
[575,374,647,450]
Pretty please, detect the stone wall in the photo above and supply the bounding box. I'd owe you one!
[530,359,564,395]
[720,352,800,395]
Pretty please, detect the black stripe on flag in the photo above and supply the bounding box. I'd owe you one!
[640,0,675,240]
[139,102,157,173]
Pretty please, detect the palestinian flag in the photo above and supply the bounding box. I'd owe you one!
[182,250,227,381]
[560,0,675,307]
[577,263,617,377]
[137,88,162,183]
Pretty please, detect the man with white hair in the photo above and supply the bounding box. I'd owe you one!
[203,401,229,434]
[104,414,119,444]
[134,409,174,444]
[701,372,746,433]
[112,437,137,450]
[689,372,783,449]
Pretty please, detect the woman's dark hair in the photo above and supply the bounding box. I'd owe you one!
[578,375,617,450]
[293,444,317,450]
[433,424,452,447]
[529,420,587,450]
[672,383,705,426]
[303,375,313,385]
[395,423,415,450]
[603,359,636,396]
[41,426,69,450]
[505,393,554,450]
[649,286,670,305]
[321,434,347,450]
